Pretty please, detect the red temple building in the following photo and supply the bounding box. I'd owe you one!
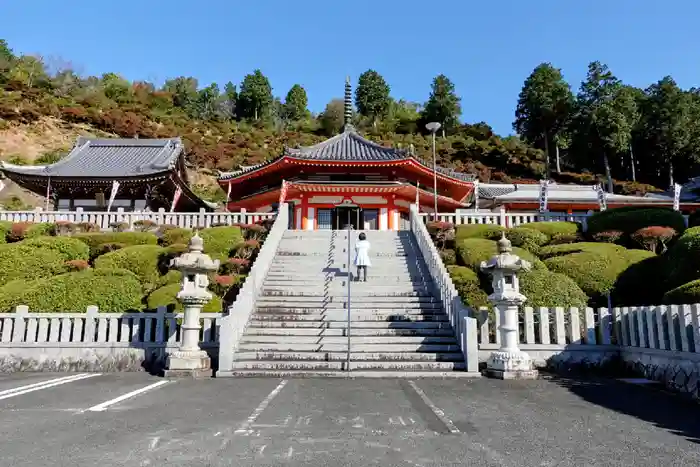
[219,79,476,230]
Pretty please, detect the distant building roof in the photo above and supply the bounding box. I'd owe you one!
[0,137,184,179]
[480,182,672,204]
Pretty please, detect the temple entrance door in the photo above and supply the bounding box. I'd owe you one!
[333,206,361,230]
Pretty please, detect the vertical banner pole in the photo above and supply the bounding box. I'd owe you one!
[347,224,351,372]
[673,183,682,212]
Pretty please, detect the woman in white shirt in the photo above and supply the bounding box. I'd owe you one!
[354,232,372,282]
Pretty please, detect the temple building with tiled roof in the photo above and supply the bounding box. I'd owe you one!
[0,137,213,212]
[218,78,476,230]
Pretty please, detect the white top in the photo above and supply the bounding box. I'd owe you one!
[354,240,372,267]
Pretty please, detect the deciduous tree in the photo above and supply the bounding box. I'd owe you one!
[237,69,273,121]
[319,99,345,136]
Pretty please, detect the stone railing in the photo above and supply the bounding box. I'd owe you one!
[421,208,591,230]
[409,204,479,373]
[216,203,289,376]
[0,207,274,230]
[475,303,700,397]
[0,306,222,372]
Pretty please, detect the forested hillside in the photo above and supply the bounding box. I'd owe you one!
[2,38,700,207]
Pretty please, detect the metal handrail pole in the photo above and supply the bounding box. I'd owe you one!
[347,224,351,371]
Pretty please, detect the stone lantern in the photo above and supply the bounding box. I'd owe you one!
[479,234,537,380]
[164,232,220,378]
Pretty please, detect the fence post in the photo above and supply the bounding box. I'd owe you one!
[240,208,247,224]
[199,208,207,228]
[155,306,167,343]
[12,305,29,342]
[498,206,507,227]
[83,305,98,343]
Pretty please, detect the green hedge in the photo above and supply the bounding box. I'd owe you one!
[160,226,244,260]
[94,244,169,292]
[448,266,489,309]
[587,206,686,237]
[519,269,588,309]
[663,279,700,305]
[0,268,143,312]
[147,283,223,313]
[74,231,158,257]
[19,236,90,261]
[537,242,627,260]
[455,224,504,241]
[613,255,669,306]
[0,245,68,287]
[519,221,580,239]
[487,227,548,253]
[0,221,10,244]
[456,238,546,271]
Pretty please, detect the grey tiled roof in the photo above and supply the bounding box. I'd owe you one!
[219,129,475,182]
[0,137,183,179]
[476,183,517,199]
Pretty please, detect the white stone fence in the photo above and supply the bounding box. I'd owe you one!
[0,306,223,372]
[0,207,274,230]
[421,208,592,230]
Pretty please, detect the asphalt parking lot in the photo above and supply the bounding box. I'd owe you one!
[0,373,699,467]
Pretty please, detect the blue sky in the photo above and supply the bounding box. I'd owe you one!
[3,1,699,136]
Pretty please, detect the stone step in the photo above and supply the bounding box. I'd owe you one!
[260,289,433,298]
[247,320,452,329]
[233,351,464,362]
[256,296,439,303]
[229,360,466,371]
[222,369,479,378]
[244,327,455,337]
[262,280,433,287]
[254,304,443,312]
[240,335,457,345]
[264,274,432,282]
[236,342,460,352]
[250,313,449,322]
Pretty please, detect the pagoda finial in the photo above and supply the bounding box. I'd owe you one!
[343,76,354,132]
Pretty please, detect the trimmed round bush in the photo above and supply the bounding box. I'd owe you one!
[518,221,580,239]
[448,266,489,309]
[663,280,700,305]
[587,206,686,237]
[439,249,457,265]
[0,221,11,244]
[455,224,504,241]
[519,269,588,309]
[161,226,244,260]
[0,268,143,312]
[664,227,700,289]
[613,255,669,306]
[456,238,546,271]
[94,244,169,292]
[487,227,548,253]
[0,244,68,287]
[147,283,223,313]
[19,236,90,261]
[544,251,630,305]
[74,231,158,257]
[537,242,627,260]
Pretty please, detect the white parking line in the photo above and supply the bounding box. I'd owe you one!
[235,379,288,434]
[0,373,102,401]
[86,380,171,412]
[407,381,460,434]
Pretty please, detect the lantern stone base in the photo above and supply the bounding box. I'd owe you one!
[484,350,538,380]
[163,350,212,379]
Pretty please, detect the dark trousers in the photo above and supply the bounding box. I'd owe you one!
[355,265,367,282]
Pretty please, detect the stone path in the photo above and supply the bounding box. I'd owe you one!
[0,373,699,466]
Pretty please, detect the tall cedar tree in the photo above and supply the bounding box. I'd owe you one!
[514,63,574,177]
[355,70,391,128]
[572,62,637,192]
[284,84,308,121]
[421,74,461,136]
[237,69,273,120]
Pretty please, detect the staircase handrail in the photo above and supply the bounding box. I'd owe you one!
[216,203,290,376]
[408,204,479,373]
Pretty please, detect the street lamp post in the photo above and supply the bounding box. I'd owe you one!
[425,122,442,221]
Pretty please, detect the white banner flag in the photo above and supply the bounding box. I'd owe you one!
[538,180,549,213]
[673,183,682,211]
[0,180,5,194]
[473,180,480,211]
[596,184,607,211]
[415,181,420,211]
[106,180,120,212]
[170,186,183,212]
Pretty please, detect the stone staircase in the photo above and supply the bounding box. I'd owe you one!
[230,230,467,376]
